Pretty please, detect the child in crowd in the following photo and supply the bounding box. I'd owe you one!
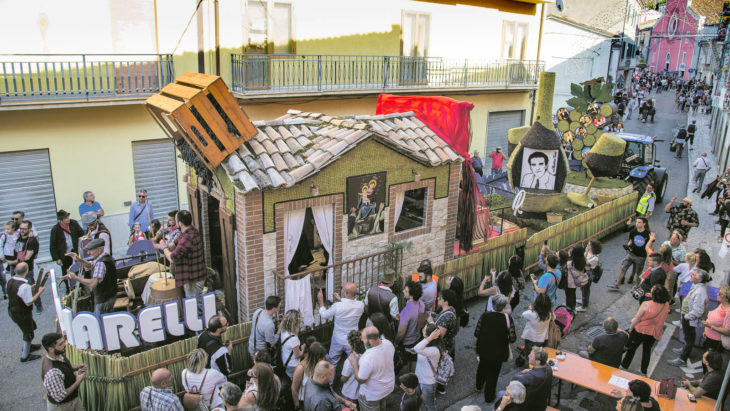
[128,222,145,245]
[399,373,423,411]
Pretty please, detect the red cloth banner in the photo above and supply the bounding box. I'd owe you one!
[376,94,474,157]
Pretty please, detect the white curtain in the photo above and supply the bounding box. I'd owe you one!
[394,190,406,229]
[283,209,314,326]
[312,205,335,301]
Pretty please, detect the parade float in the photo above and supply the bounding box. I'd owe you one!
[56,72,637,410]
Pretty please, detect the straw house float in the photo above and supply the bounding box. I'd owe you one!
[185,109,462,322]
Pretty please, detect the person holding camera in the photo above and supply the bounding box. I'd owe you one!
[608,217,651,291]
[489,147,506,176]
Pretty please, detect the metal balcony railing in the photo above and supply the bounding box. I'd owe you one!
[231,54,543,95]
[0,54,174,104]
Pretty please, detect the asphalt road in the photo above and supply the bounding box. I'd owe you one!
[442,90,694,410]
[0,90,699,410]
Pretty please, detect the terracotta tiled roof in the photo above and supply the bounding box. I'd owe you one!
[221,110,461,193]
[690,0,724,25]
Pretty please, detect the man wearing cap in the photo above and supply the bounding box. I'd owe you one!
[160,210,206,299]
[363,269,399,331]
[81,212,112,257]
[664,196,700,240]
[129,189,154,234]
[62,238,118,316]
[49,210,84,295]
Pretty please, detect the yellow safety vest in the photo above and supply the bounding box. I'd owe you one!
[636,192,655,215]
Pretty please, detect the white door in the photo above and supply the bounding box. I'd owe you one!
[0,149,58,260]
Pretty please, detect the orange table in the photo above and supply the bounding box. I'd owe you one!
[545,348,715,410]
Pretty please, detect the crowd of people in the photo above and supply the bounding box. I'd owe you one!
[1,188,211,367]
[9,72,730,410]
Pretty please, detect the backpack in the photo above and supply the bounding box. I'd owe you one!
[550,271,567,290]
[182,370,210,411]
[428,351,455,386]
[273,334,296,379]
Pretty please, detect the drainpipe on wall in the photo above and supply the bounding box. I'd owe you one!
[530,3,546,125]
[214,0,220,76]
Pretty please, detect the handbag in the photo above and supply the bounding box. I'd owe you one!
[630,283,646,300]
[658,377,677,399]
[546,313,562,348]
[591,264,603,284]
[505,313,517,344]
[182,370,210,411]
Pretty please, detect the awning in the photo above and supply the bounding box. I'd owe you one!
[419,0,552,15]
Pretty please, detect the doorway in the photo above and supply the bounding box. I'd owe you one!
[207,195,224,279]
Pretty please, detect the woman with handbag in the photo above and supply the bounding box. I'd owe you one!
[621,285,671,375]
[566,246,589,313]
[181,349,227,411]
[581,240,602,311]
[474,294,512,403]
[702,285,730,353]
[414,323,442,411]
[520,293,552,356]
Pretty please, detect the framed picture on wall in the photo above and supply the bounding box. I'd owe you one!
[346,172,387,240]
[520,148,558,191]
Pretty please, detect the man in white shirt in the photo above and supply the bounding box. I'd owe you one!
[352,326,395,411]
[692,152,711,193]
[317,282,364,366]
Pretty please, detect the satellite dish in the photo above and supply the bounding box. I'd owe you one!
[556,0,564,11]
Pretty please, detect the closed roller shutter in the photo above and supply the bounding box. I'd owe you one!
[485,110,524,162]
[0,150,57,260]
[132,140,179,219]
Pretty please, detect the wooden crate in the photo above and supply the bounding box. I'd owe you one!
[145,72,257,170]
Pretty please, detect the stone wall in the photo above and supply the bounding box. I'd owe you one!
[563,183,634,201]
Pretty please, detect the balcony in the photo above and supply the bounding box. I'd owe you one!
[231,54,543,97]
[0,54,174,108]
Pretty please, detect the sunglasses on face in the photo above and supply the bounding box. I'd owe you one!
[138,195,146,198]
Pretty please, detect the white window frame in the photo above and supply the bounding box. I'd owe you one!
[402,10,431,57]
[501,21,529,60]
[245,0,294,54]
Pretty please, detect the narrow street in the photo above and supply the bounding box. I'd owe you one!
[442,90,722,410]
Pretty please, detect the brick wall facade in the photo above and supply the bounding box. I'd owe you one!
[234,189,264,321]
